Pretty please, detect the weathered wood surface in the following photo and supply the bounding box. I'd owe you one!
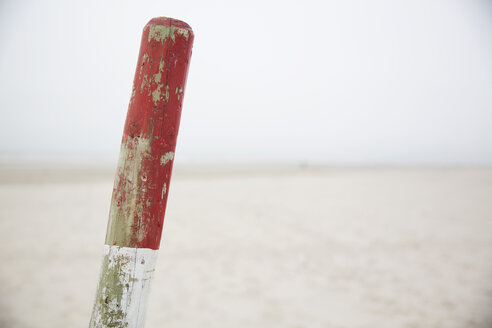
[89,17,193,328]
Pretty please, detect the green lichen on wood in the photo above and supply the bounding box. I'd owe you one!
[148,24,189,43]
[175,86,183,100]
[164,85,170,102]
[152,84,170,105]
[90,249,130,327]
[152,85,163,104]
[129,85,136,104]
[151,58,167,104]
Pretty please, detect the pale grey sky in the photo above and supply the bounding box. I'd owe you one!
[1,0,491,165]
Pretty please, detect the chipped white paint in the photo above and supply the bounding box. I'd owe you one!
[107,136,153,248]
[89,245,158,328]
[140,74,150,94]
[160,152,174,166]
[161,183,167,199]
[129,85,137,104]
[175,86,184,100]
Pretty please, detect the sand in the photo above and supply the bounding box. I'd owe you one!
[0,167,491,327]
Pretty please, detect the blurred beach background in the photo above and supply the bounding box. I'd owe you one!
[1,0,492,327]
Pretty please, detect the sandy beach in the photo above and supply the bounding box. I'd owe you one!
[0,166,491,327]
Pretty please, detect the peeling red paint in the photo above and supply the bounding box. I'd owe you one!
[105,17,194,250]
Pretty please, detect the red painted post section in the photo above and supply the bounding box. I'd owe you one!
[105,17,194,250]
[90,17,194,328]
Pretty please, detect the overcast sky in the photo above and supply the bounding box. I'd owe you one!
[1,0,491,166]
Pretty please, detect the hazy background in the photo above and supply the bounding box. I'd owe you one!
[1,0,491,167]
[1,1,492,328]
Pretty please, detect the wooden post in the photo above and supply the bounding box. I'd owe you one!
[89,17,193,328]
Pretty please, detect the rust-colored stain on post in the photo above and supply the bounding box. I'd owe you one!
[90,17,193,328]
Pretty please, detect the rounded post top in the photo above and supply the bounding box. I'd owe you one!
[145,17,193,35]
